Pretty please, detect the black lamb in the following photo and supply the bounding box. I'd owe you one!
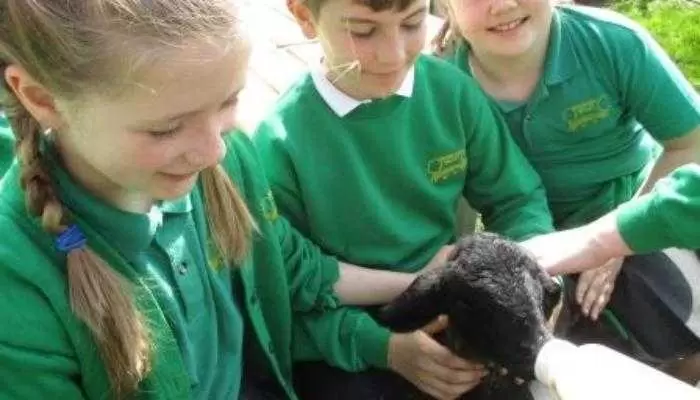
[375,232,561,400]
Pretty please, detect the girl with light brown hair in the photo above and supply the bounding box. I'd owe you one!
[0,1,423,398]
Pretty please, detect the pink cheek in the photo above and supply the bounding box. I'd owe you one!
[341,37,369,65]
[129,145,176,171]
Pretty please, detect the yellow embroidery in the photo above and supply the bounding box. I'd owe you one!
[564,95,610,132]
[261,190,279,221]
[428,149,468,184]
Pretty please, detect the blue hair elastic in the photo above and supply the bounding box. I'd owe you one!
[55,224,87,253]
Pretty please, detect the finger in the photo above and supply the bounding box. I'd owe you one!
[424,362,486,386]
[581,271,608,315]
[417,332,487,372]
[430,344,484,371]
[590,290,611,321]
[416,345,487,383]
[576,271,595,305]
[421,315,449,335]
[441,244,455,257]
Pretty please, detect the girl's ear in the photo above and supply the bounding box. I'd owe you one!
[287,0,319,39]
[4,65,65,130]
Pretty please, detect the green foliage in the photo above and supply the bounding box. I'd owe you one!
[613,0,700,89]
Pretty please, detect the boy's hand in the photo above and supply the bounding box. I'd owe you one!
[422,245,455,272]
[387,316,487,400]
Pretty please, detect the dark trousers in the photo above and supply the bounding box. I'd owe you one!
[293,362,422,400]
[606,251,700,359]
[241,374,287,400]
[561,250,700,361]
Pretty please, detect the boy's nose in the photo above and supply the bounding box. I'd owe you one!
[375,32,407,66]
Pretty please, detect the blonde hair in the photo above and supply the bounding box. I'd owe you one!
[431,0,462,56]
[0,0,253,395]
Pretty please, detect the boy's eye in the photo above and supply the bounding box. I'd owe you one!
[402,22,423,31]
[220,96,239,110]
[147,125,182,137]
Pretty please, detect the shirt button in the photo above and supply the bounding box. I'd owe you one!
[268,340,276,355]
[249,293,259,305]
[525,114,532,121]
[178,262,189,275]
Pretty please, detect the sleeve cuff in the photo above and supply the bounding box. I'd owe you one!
[616,195,670,253]
[353,314,392,369]
[315,258,341,310]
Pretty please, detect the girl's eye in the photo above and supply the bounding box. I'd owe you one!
[147,125,182,138]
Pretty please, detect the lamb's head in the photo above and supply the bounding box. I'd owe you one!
[377,233,561,381]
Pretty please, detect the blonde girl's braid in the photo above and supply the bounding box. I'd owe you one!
[2,0,257,392]
[2,81,151,396]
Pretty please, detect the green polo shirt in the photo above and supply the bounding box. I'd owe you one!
[446,6,700,228]
[0,113,13,178]
[47,144,244,399]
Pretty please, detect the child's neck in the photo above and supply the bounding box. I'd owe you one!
[468,41,548,104]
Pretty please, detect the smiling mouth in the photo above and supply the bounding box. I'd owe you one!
[489,17,529,33]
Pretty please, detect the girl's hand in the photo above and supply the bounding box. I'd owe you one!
[387,316,487,400]
[576,257,624,321]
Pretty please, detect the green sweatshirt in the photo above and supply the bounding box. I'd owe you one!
[254,55,554,371]
[0,131,340,399]
[618,164,700,253]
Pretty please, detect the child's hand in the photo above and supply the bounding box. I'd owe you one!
[576,257,623,321]
[422,245,455,273]
[387,315,487,400]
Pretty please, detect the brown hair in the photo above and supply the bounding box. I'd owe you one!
[304,0,419,15]
[0,0,253,396]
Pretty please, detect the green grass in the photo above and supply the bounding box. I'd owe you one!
[614,0,700,89]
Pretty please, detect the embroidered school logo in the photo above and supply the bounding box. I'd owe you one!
[428,149,467,184]
[261,190,279,221]
[564,95,611,132]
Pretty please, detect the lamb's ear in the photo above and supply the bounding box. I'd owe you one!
[375,268,446,333]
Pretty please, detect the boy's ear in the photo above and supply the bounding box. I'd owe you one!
[287,0,318,39]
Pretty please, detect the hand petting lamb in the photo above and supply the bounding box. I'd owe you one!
[376,232,561,400]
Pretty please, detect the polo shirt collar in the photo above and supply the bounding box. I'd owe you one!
[310,62,415,117]
[542,8,581,86]
[44,142,193,261]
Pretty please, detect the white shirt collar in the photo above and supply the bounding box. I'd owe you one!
[310,65,415,117]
